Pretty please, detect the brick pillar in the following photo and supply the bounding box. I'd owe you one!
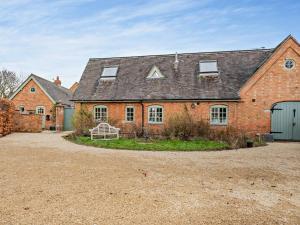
[55,105,64,132]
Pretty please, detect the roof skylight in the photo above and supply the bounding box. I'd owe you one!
[199,60,218,73]
[101,66,118,79]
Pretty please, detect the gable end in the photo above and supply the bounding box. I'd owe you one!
[239,35,300,96]
[9,75,56,103]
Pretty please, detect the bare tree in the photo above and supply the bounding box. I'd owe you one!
[0,69,21,98]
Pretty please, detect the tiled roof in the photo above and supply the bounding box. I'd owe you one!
[73,49,273,101]
[31,74,73,106]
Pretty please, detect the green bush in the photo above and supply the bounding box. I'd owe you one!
[163,105,195,140]
[72,106,95,136]
[163,106,258,149]
[208,126,248,149]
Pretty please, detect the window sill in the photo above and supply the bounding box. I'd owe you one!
[210,123,228,126]
[148,122,164,125]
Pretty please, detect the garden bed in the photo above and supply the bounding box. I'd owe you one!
[65,135,229,151]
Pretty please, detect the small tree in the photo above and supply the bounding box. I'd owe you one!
[0,69,21,98]
[72,106,95,135]
[163,105,194,140]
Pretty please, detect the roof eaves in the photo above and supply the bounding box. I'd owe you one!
[71,98,241,102]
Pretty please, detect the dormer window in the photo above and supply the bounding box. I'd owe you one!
[100,66,118,80]
[199,60,219,77]
[147,66,164,79]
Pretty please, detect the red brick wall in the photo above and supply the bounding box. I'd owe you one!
[55,105,64,132]
[75,101,238,134]
[0,99,15,136]
[14,113,42,132]
[238,38,300,133]
[11,79,55,129]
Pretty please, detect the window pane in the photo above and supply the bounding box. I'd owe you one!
[156,115,162,122]
[126,107,134,121]
[200,61,218,72]
[149,108,155,122]
[101,67,118,77]
[210,106,227,124]
[95,106,107,121]
[148,106,163,123]
[36,107,44,115]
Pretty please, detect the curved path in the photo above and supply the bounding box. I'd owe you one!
[0,132,299,224]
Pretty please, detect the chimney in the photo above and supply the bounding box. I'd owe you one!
[54,76,61,86]
[174,52,179,72]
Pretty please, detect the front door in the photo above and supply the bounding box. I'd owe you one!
[63,107,75,131]
[36,106,46,129]
[271,102,300,141]
[42,115,46,129]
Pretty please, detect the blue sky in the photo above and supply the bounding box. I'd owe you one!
[0,0,299,87]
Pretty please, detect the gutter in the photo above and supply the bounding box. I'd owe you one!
[71,98,241,103]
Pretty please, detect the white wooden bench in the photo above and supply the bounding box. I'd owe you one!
[89,122,120,140]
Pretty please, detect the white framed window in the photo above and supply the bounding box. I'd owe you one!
[94,105,108,122]
[19,105,25,113]
[284,59,295,70]
[199,60,218,73]
[125,106,134,122]
[30,87,36,93]
[148,105,163,124]
[36,106,45,115]
[210,105,228,125]
[147,66,164,79]
[100,66,118,80]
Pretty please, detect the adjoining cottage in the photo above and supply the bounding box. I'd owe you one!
[73,35,300,140]
[10,74,77,131]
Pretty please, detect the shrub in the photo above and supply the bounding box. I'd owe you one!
[163,105,194,140]
[193,120,211,137]
[72,106,95,136]
[119,123,144,138]
[208,126,248,149]
[163,106,255,148]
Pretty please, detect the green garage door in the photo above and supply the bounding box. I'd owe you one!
[64,107,75,131]
[271,102,300,141]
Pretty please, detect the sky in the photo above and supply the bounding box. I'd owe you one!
[0,0,299,87]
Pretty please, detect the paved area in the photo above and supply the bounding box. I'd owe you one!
[0,132,299,225]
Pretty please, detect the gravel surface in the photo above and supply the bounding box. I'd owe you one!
[0,132,299,225]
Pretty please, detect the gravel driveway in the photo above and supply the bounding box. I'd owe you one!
[0,132,299,225]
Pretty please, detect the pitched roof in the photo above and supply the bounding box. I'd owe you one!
[32,75,73,106]
[73,49,273,101]
[10,74,73,106]
[69,82,79,93]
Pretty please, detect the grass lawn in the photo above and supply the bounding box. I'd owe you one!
[65,135,229,151]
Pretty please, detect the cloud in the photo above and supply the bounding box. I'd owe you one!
[0,0,298,87]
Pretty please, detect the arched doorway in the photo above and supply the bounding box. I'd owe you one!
[271,101,300,141]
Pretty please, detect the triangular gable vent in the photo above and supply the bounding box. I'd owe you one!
[147,66,164,79]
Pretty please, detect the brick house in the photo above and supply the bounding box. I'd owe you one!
[10,74,75,131]
[73,35,300,140]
